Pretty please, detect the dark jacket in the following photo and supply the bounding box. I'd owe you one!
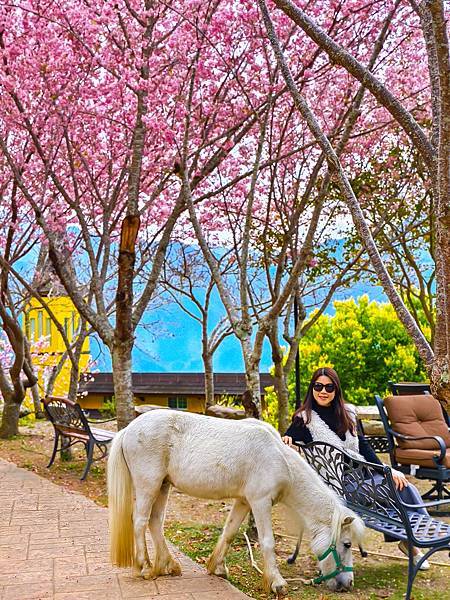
[284,404,382,465]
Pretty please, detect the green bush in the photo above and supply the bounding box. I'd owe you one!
[293,295,428,407]
[264,295,430,426]
[101,395,116,418]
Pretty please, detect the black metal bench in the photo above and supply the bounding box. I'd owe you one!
[296,441,450,600]
[355,410,390,454]
[42,396,116,480]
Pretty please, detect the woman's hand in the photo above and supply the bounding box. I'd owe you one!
[282,435,293,446]
[391,469,409,491]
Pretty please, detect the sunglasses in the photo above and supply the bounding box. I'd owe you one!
[313,382,336,393]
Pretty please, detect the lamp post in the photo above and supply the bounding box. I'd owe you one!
[293,294,301,409]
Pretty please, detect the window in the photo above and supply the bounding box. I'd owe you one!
[64,317,70,340]
[30,318,36,341]
[37,311,43,338]
[168,396,188,410]
[46,317,52,344]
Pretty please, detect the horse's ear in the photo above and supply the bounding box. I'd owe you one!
[343,516,355,525]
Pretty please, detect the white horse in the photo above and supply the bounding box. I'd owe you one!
[108,409,364,595]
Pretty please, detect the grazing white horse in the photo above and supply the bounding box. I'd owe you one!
[108,410,364,595]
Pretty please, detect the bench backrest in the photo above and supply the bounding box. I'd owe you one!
[42,396,92,438]
[302,442,410,532]
[388,381,431,396]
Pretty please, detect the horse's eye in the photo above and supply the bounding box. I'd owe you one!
[343,542,352,549]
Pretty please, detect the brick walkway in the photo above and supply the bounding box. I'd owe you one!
[0,459,250,600]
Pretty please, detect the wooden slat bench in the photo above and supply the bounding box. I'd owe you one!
[42,396,116,480]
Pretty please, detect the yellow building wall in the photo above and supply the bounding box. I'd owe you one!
[24,296,90,398]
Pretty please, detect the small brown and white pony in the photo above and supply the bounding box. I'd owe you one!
[108,409,364,595]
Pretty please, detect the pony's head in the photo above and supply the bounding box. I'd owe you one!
[311,506,365,592]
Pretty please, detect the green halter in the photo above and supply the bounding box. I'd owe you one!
[313,543,353,585]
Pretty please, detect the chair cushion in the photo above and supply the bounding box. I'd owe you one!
[394,447,450,469]
[384,394,450,450]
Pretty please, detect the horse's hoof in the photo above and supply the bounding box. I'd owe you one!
[133,563,152,578]
[168,561,182,576]
[150,560,182,578]
[142,567,153,580]
[273,583,289,597]
[213,564,229,579]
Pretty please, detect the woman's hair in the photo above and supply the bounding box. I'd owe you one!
[292,366,355,436]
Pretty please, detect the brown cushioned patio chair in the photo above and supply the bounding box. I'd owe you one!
[375,393,450,505]
[388,381,450,426]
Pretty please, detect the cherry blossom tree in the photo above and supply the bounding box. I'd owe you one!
[261,0,450,404]
[1,0,445,433]
[0,0,294,427]
[0,173,39,436]
[184,0,424,422]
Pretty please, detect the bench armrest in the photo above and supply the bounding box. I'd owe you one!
[401,497,450,511]
[391,431,447,462]
[86,417,116,424]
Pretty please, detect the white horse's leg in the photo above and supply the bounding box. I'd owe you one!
[133,478,164,579]
[250,498,288,596]
[133,489,154,579]
[148,481,182,578]
[207,498,250,577]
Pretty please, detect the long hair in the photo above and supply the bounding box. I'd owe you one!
[292,367,355,436]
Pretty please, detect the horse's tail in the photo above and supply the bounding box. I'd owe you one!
[108,427,135,567]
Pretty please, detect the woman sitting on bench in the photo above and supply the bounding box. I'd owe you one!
[282,366,430,570]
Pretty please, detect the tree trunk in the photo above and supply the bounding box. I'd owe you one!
[431,356,450,408]
[242,360,262,419]
[68,326,88,402]
[268,324,290,433]
[423,0,450,408]
[203,353,215,409]
[30,383,45,419]
[274,361,290,435]
[45,354,67,396]
[0,397,21,438]
[111,343,135,430]
[68,364,79,403]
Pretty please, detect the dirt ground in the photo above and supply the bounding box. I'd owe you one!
[1,418,450,599]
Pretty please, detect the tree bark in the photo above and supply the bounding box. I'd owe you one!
[242,357,262,419]
[67,323,89,402]
[0,398,21,438]
[111,342,135,430]
[203,352,215,409]
[114,215,140,429]
[422,0,450,406]
[24,340,44,418]
[0,308,37,438]
[268,323,290,433]
[30,383,45,419]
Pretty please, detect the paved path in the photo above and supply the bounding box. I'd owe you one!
[0,459,250,600]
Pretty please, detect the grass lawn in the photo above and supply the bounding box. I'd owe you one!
[1,417,449,599]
